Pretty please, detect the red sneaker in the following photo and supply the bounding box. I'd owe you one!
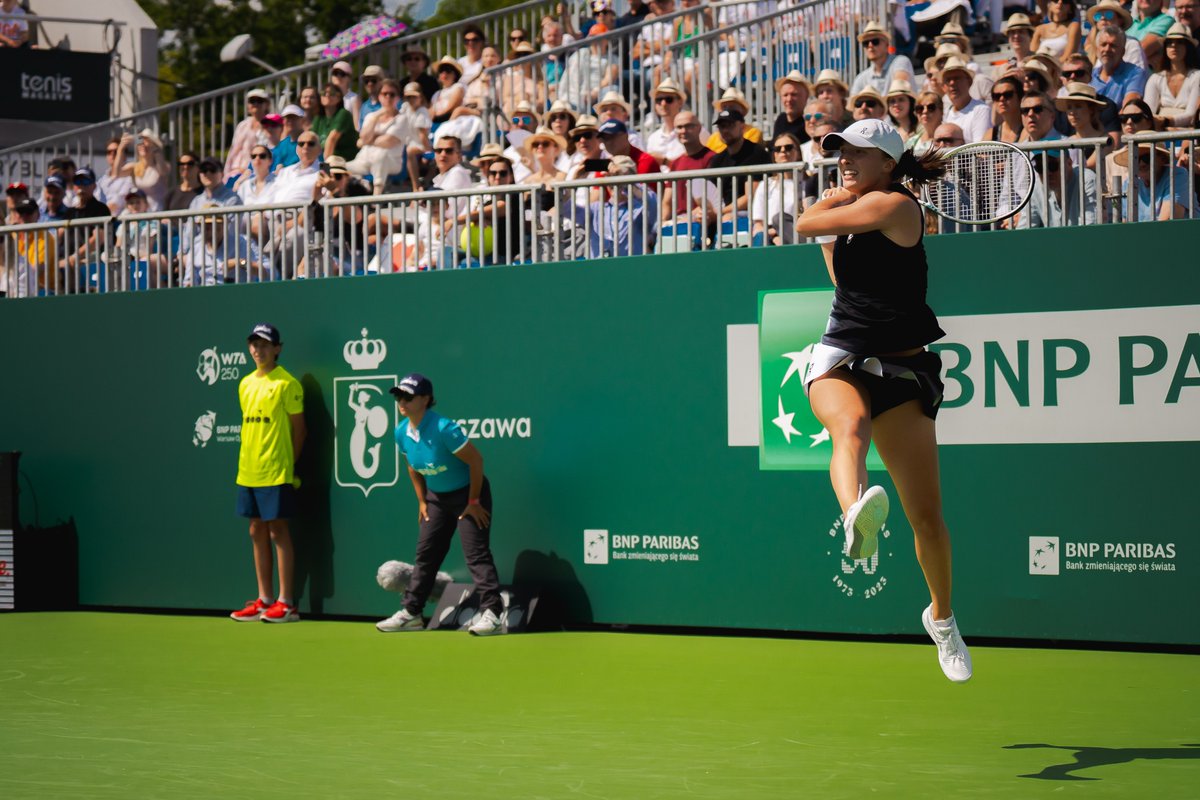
[262,600,299,623]
[230,598,269,621]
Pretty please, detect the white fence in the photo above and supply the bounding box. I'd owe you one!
[3,130,1195,298]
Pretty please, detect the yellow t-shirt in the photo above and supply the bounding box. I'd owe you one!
[236,366,304,487]
[706,125,764,154]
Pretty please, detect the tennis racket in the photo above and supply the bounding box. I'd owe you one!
[922,141,1034,225]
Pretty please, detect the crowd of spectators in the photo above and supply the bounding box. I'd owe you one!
[4,0,1199,294]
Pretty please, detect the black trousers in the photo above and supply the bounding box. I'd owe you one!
[404,477,501,615]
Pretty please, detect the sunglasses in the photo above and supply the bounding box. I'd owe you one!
[488,169,511,177]
[464,36,483,43]
[403,54,424,62]
[433,146,458,154]
[532,140,553,148]
[178,160,197,167]
[200,165,220,173]
[773,144,797,153]
[251,152,272,160]
[364,76,380,83]
[380,91,398,97]
[510,35,526,41]
[861,37,884,47]
[655,95,679,104]
[1062,68,1089,80]
[934,137,962,145]
[1021,105,1048,115]
[248,97,267,104]
[803,112,825,121]
[106,148,119,155]
[331,69,349,78]
[512,115,534,125]
[854,99,881,109]
[991,90,1016,101]
[573,131,597,141]
[915,103,940,113]
[297,140,320,147]
[1096,9,1116,19]
[394,393,415,402]
[1119,112,1148,124]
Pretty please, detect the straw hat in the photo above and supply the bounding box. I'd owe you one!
[545,99,579,126]
[509,98,541,124]
[521,125,567,156]
[1164,21,1199,47]
[137,128,163,149]
[1003,13,1035,35]
[1030,46,1063,82]
[885,79,916,102]
[813,69,849,94]
[569,114,600,137]
[1113,142,1172,169]
[654,76,687,99]
[470,142,507,167]
[510,41,536,57]
[595,90,631,115]
[401,44,430,64]
[403,81,423,99]
[939,56,973,81]
[773,70,812,93]
[1054,82,1106,110]
[856,20,890,43]
[1088,0,1133,30]
[432,57,463,79]
[712,86,751,115]
[850,85,885,107]
[934,21,970,50]
[924,42,964,74]
[1020,58,1054,87]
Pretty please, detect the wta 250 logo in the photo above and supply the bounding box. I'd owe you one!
[195,346,247,385]
[333,329,399,497]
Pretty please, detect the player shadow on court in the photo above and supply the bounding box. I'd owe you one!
[1005,742,1200,780]
[511,549,592,628]
[292,374,335,614]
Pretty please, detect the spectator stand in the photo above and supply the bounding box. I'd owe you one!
[3,130,1196,297]
[0,0,587,188]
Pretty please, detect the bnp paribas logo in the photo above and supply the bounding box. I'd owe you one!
[758,289,883,471]
[1030,536,1060,575]
[334,329,399,497]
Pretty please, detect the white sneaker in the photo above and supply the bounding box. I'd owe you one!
[375,609,425,632]
[922,605,973,683]
[467,608,504,636]
[843,485,888,560]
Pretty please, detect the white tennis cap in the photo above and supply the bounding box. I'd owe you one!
[821,119,905,162]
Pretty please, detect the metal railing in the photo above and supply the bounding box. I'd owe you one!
[3,130,1195,298]
[665,0,887,134]
[0,0,582,187]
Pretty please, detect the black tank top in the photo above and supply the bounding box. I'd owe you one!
[821,184,945,354]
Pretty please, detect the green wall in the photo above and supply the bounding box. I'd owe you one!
[1,221,1197,644]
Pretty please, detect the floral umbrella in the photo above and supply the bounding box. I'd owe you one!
[321,15,409,60]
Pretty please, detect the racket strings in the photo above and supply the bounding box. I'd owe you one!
[926,145,1033,224]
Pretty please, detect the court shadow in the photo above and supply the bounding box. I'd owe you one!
[292,374,335,614]
[1005,742,1200,780]
[511,549,593,630]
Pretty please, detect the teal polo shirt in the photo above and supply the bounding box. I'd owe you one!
[395,410,471,493]
[1128,13,1174,42]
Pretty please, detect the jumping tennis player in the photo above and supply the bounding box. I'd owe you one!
[795,119,971,682]
[229,323,307,623]
[375,373,504,636]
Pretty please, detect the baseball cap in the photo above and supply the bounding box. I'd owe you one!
[332,60,353,75]
[246,88,270,102]
[6,181,29,195]
[715,108,746,124]
[44,174,66,190]
[247,323,281,345]
[73,167,96,185]
[597,118,627,136]
[591,0,614,13]
[14,198,38,217]
[125,187,147,200]
[326,155,350,175]
[280,103,304,118]
[403,81,423,97]
[199,157,223,173]
[390,373,433,398]
[362,64,385,78]
[821,118,905,162]
[262,113,283,127]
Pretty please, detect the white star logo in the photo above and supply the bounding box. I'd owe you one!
[772,396,802,444]
[809,428,830,447]
[780,347,813,387]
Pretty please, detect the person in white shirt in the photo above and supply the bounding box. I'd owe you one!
[457,25,487,85]
[415,136,475,268]
[850,20,915,96]
[940,57,992,142]
[97,136,134,215]
[346,79,423,195]
[645,78,697,164]
[751,131,802,246]
[272,132,323,205]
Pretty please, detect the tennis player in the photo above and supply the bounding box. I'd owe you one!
[375,373,504,636]
[795,119,971,682]
[229,323,306,623]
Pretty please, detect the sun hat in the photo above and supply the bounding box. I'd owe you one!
[712,86,751,115]
[813,68,849,94]
[1054,82,1107,110]
[773,70,813,93]
[857,20,890,43]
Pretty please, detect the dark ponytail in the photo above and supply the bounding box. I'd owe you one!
[894,148,947,189]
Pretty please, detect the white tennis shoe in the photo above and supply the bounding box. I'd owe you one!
[376,609,425,632]
[468,608,504,636]
[843,485,889,560]
[922,605,973,683]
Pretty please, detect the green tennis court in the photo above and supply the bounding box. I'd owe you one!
[1,613,1196,798]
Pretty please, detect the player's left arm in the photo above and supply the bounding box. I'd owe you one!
[796,189,913,238]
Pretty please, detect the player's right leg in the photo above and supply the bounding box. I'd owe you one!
[231,490,275,620]
[378,497,455,632]
[809,370,886,558]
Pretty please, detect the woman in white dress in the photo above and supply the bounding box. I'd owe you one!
[347,79,418,194]
[1144,24,1200,130]
[1031,0,1081,59]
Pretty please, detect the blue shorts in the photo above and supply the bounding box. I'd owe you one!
[236,484,296,521]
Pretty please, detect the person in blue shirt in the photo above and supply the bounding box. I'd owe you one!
[1091,25,1149,105]
[376,373,504,636]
